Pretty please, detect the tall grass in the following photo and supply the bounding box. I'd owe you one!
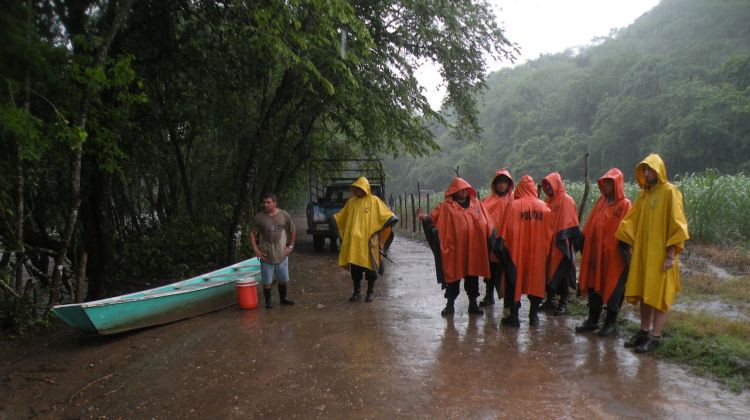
[407,171,750,245]
[565,171,750,245]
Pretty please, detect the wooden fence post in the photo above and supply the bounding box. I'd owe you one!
[398,194,404,228]
[404,192,408,231]
[411,194,416,233]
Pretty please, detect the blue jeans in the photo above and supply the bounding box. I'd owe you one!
[260,257,289,285]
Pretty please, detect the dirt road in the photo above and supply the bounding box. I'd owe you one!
[2,233,749,418]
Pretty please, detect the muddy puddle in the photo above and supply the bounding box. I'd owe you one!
[1,233,749,418]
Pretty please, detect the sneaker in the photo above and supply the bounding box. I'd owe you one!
[441,305,455,316]
[635,335,662,353]
[265,300,273,309]
[365,292,374,303]
[528,313,539,326]
[348,292,361,302]
[501,315,520,327]
[280,298,295,306]
[624,329,650,348]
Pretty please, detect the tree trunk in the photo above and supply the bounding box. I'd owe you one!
[170,125,194,219]
[49,0,135,307]
[82,165,115,300]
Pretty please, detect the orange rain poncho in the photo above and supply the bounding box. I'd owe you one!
[615,154,689,312]
[426,177,494,284]
[543,172,583,291]
[483,169,514,263]
[334,177,398,273]
[579,168,632,306]
[497,175,554,302]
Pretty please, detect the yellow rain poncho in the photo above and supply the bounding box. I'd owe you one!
[334,177,398,273]
[615,154,689,312]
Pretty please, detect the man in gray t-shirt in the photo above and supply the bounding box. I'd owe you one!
[249,193,296,308]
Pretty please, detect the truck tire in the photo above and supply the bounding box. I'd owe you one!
[329,236,339,252]
[313,235,325,252]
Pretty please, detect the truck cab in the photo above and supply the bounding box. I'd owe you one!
[306,160,386,251]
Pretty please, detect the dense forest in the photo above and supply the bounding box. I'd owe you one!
[0,0,516,329]
[387,0,750,193]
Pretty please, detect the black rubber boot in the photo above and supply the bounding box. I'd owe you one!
[529,298,541,326]
[479,281,495,307]
[365,279,375,302]
[501,302,521,327]
[575,312,599,333]
[597,309,619,337]
[279,284,294,305]
[553,291,568,316]
[575,299,601,333]
[263,287,273,308]
[349,279,361,302]
[441,299,455,316]
[540,290,555,312]
[468,299,484,315]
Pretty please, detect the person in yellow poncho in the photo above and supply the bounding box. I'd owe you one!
[334,177,399,303]
[615,154,689,353]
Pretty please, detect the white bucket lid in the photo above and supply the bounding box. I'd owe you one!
[236,274,258,285]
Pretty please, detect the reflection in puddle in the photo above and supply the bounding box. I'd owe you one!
[382,235,750,417]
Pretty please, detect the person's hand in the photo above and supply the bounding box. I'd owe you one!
[416,207,426,220]
[625,246,633,255]
[253,248,267,261]
[284,245,294,257]
[662,256,674,271]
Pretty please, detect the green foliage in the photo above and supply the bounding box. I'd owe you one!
[117,217,225,284]
[0,103,46,160]
[386,0,750,194]
[679,171,750,243]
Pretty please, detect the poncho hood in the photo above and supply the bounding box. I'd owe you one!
[490,169,514,197]
[351,176,372,196]
[514,175,538,200]
[598,167,627,202]
[636,154,668,189]
[445,177,476,199]
[542,172,567,206]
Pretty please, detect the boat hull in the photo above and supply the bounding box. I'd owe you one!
[52,257,260,335]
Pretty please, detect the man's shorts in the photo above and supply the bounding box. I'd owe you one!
[260,257,290,285]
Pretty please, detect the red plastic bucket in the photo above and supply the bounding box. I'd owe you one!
[236,280,258,309]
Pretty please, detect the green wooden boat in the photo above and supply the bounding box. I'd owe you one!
[51,257,261,335]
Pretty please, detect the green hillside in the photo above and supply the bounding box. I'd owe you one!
[387,0,750,192]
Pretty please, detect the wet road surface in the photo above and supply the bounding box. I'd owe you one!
[2,234,749,418]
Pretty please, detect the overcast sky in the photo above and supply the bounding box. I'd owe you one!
[416,0,661,109]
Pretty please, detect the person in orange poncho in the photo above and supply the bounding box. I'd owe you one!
[495,175,554,327]
[480,169,514,308]
[541,172,583,316]
[616,154,689,353]
[417,177,494,316]
[334,177,399,303]
[576,168,632,337]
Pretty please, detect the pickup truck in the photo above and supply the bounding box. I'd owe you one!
[306,159,386,251]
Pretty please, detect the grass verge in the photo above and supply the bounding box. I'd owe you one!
[653,311,750,392]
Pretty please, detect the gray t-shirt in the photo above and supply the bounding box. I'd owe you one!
[252,210,295,264]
